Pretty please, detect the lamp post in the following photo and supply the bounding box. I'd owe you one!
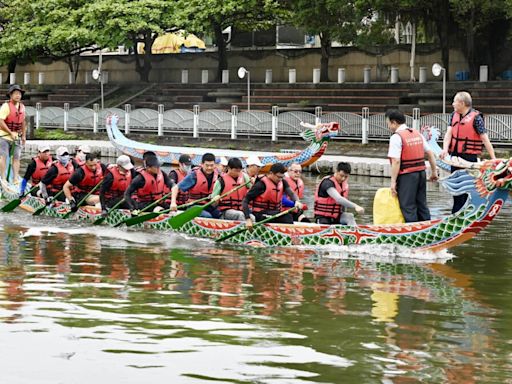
[432,63,446,115]
[92,50,104,109]
[237,66,250,112]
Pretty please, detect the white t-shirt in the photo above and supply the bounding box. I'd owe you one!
[387,124,431,159]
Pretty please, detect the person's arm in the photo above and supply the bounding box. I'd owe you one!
[99,172,114,211]
[440,126,453,159]
[124,174,144,210]
[242,181,265,220]
[20,159,36,195]
[282,180,302,209]
[282,195,295,207]
[0,103,16,140]
[426,150,439,181]
[389,158,401,196]
[41,165,58,186]
[63,168,84,202]
[162,171,175,189]
[480,133,496,159]
[170,173,196,209]
[39,182,49,200]
[326,187,364,214]
[210,178,224,201]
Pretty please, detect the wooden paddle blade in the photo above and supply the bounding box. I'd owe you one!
[1,198,21,212]
[125,212,160,227]
[169,205,204,229]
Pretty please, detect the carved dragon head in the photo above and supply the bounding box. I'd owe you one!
[475,158,512,196]
[302,122,340,143]
[107,113,120,128]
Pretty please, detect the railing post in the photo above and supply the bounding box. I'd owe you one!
[158,104,164,136]
[124,104,131,134]
[412,108,420,130]
[93,103,99,133]
[35,102,41,130]
[63,103,69,132]
[9,73,15,84]
[271,106,278,142]
[362,107,369,145]
[315,106,322,125]
[231,105,238,140]
[193,105,200,138]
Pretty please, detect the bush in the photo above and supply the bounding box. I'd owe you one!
[34,128,80,140]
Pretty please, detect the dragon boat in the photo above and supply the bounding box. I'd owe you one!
[1,151,511,252]
[106,114,339,172]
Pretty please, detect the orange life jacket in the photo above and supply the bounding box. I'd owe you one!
[218,173,248,211]
[284,175,304,199]
[104,164,132,199]
[188,168,217,201]
[396,129,426,175]
[449,110,483,155]
[314,176,348,219]
[31,156,53,184]
[170,169,189,205]
[4,101,25,132]
[48,161,74,193]
[72,164,103,194]
[251,176,283,213]
[134,169,165,202]
[74,155,85,167]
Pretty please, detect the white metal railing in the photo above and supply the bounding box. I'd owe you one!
[30,103,512,143]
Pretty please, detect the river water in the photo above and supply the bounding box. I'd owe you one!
[0,173,511,383]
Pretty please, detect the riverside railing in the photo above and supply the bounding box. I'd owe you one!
[28,103,512,144]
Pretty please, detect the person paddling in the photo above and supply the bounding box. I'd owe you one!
[39,146,75,202]
[169,154,192,206]
[99,155,135,214]
[19,144,52,197]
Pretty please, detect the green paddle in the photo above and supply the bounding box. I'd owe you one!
[93,198,126,225]
[6,140,15,182]
[215,206,296,243]
[62,180,103,219]
[168,180,251,230]
[1,184,39,212]
[33,190,64,216]
[113,189,176,227]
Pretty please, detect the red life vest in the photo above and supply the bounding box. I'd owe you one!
[396,129,426,175]
[72,164,103,194]
[134,169,165,202]
[104,164,132,199]
[188,168,217,201]
[74,155,85,167]
[170,169,189,205]
[4,101,25,133]
[449,110,483,155]
[284,175,304,199]
[31,156,53,184]
[218,173,248,211]
[48,161,74,193]
[251,176,283,212]
[314,176,349,219]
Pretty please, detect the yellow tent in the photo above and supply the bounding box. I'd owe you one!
[138,32,206,54]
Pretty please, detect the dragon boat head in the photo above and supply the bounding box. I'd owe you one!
[475,158,512,195]
[301,122,340,143]
[107,113,120,128]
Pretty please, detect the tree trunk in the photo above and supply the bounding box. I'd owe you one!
[133,32,154,82]
[466,8,476,79]
[65,56,81,83]
[6,59,16,84]
[434,1,451,80]
[320,32,331,82]
[213,21,228,82]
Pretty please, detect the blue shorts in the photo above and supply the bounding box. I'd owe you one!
[0,138,22,160]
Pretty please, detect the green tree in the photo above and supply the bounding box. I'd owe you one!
[81,0,176,82]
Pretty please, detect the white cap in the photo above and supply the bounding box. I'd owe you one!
[38,144,50,152]
[219,156,228,166]
[116,154,134,170]
[78,144,91,153]
[56,146,69,156]
[246,155,263,167]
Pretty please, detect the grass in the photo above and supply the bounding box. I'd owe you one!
[34,128,81,140]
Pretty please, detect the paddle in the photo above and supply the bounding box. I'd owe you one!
[93,198,125,225]
[168,180,251,230]
[6,140,15,182]
[62,180,103,219]
[1,185,39,212]
[33,190,64,216]
[124,195,210,227]
[215,206,296,243]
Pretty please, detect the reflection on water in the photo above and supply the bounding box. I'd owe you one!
[0,175,511,383]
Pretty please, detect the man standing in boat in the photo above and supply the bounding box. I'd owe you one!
[170,152,221,219]
[283,163,309,222]
[39,146,75,202]
[439,91,496,213]
[0,84,27,181]
[210,157,254,221]
[63,152,106,211]
[386,109,438,223]
[19,144,52,197]
[124,155,175,211]
[99,155,135,214]
[169,154,192,207]
[242,163,303,227]
[314,162,364,225]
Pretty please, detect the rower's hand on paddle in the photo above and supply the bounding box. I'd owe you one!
[9,131,18,141]
[101,209,108,218]
[294,201,303,210]
[211,195,221,204]
[355,205,365,215]
[68,198,78,212]
[45,196,53,206]
[245,218,253,230]
[131,209,140,217]
[439,150,448,159]
[169,203,178,212]
[301,203,308,211]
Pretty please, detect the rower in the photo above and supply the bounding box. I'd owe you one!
[99,155,135,214]
[216,156,228,174]
[244,155,262,184]
[169,154,192,206]
[242,163,303,228]
[63,152,106,211]
[314,162,364,226]
[124,155,175,211]
[170,152,221,219]
[282,163,309,222]
[211,157,254,221]
[72,144,91,168]
[19,144,52,197]
[39,146,74,202]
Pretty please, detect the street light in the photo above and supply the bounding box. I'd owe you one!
[432,63,446,115]
[92,50,104,109]
[237,66,250,112]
